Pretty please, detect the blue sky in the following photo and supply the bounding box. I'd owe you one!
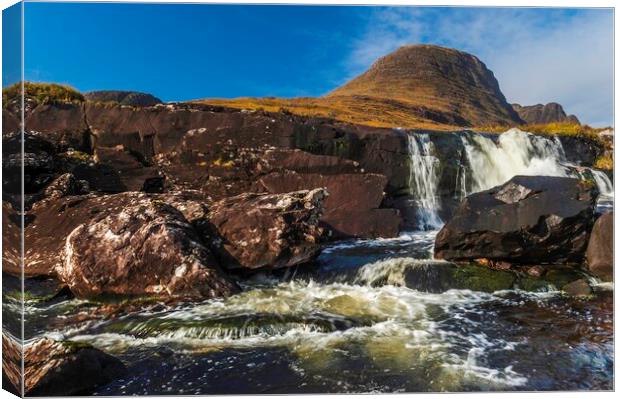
[3,2,614,126]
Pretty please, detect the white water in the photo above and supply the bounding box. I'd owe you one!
[407,133,443,229]
[405,129,613,216]
[459,128,572,194]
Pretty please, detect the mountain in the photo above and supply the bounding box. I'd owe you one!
[198,44,524,129]
[328,45,523,126]
[512,102,580,125]
[84,90,162,107]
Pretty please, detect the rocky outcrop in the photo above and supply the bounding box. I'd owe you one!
[84,90,162,106]
[2,335,126,396]
[206,189,326,270]
[434,176,598,264]
[43,172,89,199]
[257,171,400,238]
[512,102,580,125]
[586,211,613,281]
[58,194,237,299]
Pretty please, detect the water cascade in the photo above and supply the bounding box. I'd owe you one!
[459,128,570,193]
[405,128,613,226]
[407,133,443,229]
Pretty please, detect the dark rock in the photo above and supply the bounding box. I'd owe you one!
[43,172,89,199]
[93,146,164,192]
[2,201,21,276]
[257,171,401,238]
[84,90,162,106]
[435,176,598,264]
[22,337,125,396]
[57,194,237,299]
[586,211,613,281]
[512,102,580,125]
[557,135,604,167]
[206,189,326,270]
[25,102,93,152]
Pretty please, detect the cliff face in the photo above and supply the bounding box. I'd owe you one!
[512,102,580,125]
[329,45,523,127]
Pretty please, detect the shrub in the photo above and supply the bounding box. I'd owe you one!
[2,81,84,107]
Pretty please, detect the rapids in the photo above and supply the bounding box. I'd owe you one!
[2,128,613,394]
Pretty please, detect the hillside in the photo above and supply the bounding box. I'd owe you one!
[198,45,526,129]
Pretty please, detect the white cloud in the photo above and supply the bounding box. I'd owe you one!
[345,8,613,126]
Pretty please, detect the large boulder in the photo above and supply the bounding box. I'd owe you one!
[434,176,598,264]
[56,194,237,299]
[257,171,401,238]
[586,212,613,281]
[2,335,126,396]
[206,188,327,270]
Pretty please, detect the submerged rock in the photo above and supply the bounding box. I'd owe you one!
[2,335,126,396]
[207,188,327,270]
[434,176,598,264]
[586,211,613,281]
[58,195,237,299]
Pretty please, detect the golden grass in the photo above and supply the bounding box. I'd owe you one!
[2,81,84,106]
[594,155,613,171]
[194,96,460,131]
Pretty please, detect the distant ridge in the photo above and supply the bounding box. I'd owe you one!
[512,102,580,125]
[85,90,162,107]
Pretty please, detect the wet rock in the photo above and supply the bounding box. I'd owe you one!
[257,171,401,238]
[586,212,613,282]
[435,176,598,264]
[58,194,237,299]
[557,135,604,167]
[21,337,125,396]
[452,264,516,293]
[562,279,593,297]
[207,188,326,270]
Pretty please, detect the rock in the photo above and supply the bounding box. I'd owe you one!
[452,264,516,293]
[525,265,545,278]
[58,194,237,299]
[206,189,326,270]
[257,171,401,238]
[512,102,580,125]
[586,212,613,281]
[16,336,125,396]
[435,176,598,264]
[557,135,604,167]
[2,202,21,276]
[2,334,21,395]
[43,172,89,199]
[562,279,592,297]
[92,146,164,192]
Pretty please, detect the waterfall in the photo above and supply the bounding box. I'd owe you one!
[407,133,443,230]
[459,128,570,194]
[405,128,613,230]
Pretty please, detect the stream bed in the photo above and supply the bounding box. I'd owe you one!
[3,230,613,394]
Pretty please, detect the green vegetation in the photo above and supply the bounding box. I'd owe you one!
[2,81,84,107]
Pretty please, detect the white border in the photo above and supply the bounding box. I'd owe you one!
[0,1,617,399]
